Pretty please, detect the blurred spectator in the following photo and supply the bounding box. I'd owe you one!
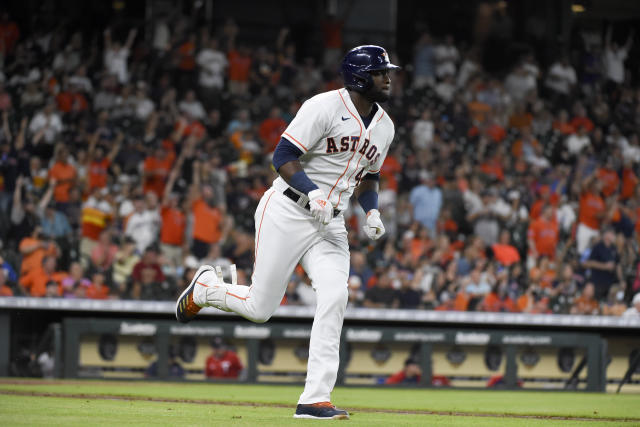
[38,186,72,240]
[566,125,590,156]
[601,286,628,316]
[131,245,168,300]
[467,186,509,246]
[103,27,137,85]
[363,272,399,309]
[90,230,119,272]
[125,194,160,253]
[465,267,491,310]
[385,358,422,385]
[48,146,76,207]
[544,57,576,103]
[259,106,287,154]
[87,131,122,192]
[583,228,621,301]
[603,26,633,87]
[491,229,520,267]
[189,161,224,259]
[196,37,227,106]
[178,90,206,120]
[481,280,517,312]
[86,272,110,300]
[549,265,578,314]
[159,164,187,273]
[576,175,605,254]
[385,357,450,386]
[413,33,436,89]
[505,63,537,103]
[19,255,66,297]
[205,337,243,379]
[18,225,58,277]
[226,22,251,95]
[175,33,197,92]
[396,271,423,309]
[409,171,442,237]
[112,236,140,293]
[571,282,600,315]
[412,110,434,150]
[80,188,114,262]
[60,261,91,298]
[0,12,20,56]
[527,205,559,260]
[146,346,185,378]
[29,100,63,147]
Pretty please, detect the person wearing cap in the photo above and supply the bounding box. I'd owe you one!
[385,357,451,386]
[204,337,243,379]
[622,293,640,318]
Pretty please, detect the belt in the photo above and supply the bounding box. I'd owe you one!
[283,187,341,218]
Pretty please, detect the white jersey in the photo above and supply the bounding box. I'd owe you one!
[274,88,395,212]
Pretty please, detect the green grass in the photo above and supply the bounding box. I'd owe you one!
[0,395,624,426]
[0,380,638,426]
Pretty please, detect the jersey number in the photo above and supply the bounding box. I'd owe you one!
[355,167,366,186]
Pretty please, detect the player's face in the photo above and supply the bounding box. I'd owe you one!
[365,69,392,102]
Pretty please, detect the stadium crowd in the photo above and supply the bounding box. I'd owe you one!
[1,11,640,318]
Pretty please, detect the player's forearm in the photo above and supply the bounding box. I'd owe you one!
[355,178,379,213]
[278,160,319,195]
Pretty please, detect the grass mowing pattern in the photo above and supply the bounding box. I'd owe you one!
[1,379,639,425]
[0,395,628,426]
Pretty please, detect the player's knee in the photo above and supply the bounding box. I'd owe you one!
[248,306,274,324]
[250,313,272,324]
[318,283,349,307]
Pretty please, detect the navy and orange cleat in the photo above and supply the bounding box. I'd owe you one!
[293,402,350,420]
[175,265,214,323]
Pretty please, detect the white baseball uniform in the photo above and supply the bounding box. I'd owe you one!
[215,87,394,404]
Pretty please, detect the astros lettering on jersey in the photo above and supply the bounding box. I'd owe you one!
[274,87,395,212]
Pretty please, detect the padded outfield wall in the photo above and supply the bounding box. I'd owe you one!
[1,297,639,392]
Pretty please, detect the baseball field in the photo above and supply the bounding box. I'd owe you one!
[1,379,639,426]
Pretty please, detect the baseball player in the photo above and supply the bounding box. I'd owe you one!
[176,45,399,420]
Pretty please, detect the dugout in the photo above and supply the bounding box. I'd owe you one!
[1,297,639,392]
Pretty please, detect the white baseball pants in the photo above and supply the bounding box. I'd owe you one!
[221,188,350,404]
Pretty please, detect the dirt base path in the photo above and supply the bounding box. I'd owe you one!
[1,388,638,423]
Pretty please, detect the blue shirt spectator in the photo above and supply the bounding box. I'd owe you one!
[409,172,442,236]
[40,205,72,239]
[413,33,435,88]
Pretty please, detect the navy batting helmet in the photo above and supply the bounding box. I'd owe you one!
[340,45,400,93]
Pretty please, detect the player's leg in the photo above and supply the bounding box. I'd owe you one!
[223,190,312,322]
[295,221,349,418]
[182,189,315,323]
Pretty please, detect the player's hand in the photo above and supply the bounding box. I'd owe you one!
[363,209,385,240]
[308,189,333,225]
